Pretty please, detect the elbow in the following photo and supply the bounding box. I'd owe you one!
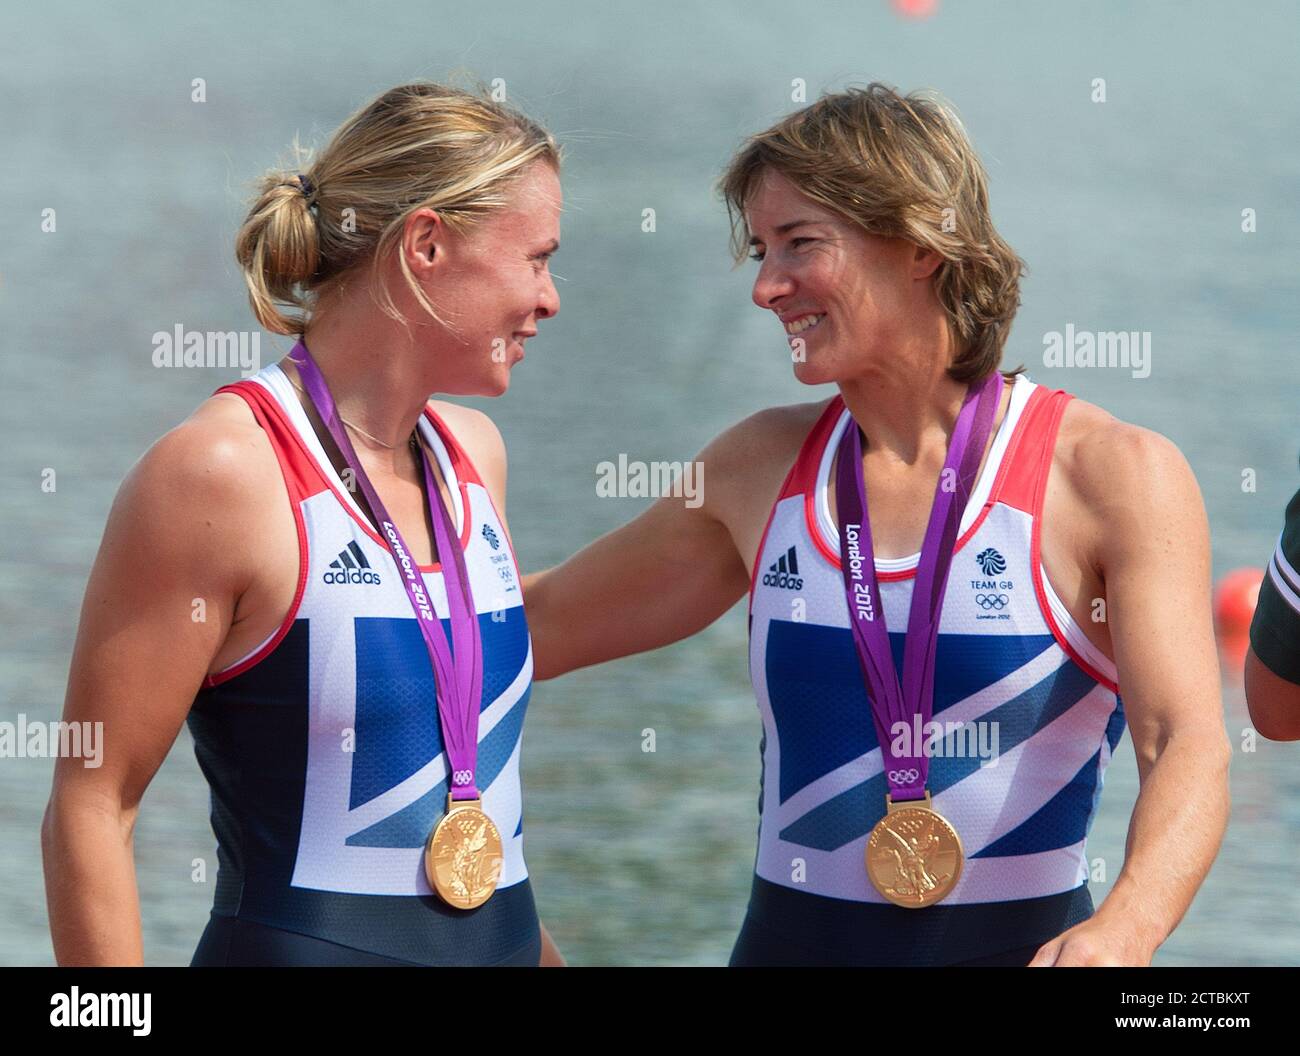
[1201,726,1233,780]
[40,794,61,853]
[42,781,139,853]
[530,648,562,682]
[1212,733,1234,790]
[40,796,65,885]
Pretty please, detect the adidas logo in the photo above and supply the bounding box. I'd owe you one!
[761,546,803,591]
[323,540,382,585]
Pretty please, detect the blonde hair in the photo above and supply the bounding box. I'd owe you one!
[719,83,1024,382]
[235,81,561,336]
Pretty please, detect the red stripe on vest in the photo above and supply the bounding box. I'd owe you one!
[214,380,330,502]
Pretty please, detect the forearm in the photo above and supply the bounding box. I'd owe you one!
[42,796,145,966]
[1091,729,1230,956]
[526,548,634,681]
[1244,648,1300,741]
[523,510,747,681]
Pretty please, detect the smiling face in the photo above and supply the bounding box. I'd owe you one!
[745,168,940,386]
[400,159,562,396]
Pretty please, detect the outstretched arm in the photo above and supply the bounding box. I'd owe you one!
[524,495,749,680]
[523,426,759,680]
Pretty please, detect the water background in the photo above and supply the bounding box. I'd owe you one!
[1,0,1297,965]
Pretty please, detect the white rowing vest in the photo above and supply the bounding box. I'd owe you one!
[746,373,1124,905]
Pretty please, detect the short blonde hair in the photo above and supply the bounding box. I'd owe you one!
[235,81,561,335]
[720,83,1024,381]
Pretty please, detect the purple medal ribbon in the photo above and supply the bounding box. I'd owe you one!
[289,341,485,802]
[834,372,1002,804]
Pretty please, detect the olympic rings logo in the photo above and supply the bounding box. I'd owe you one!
[887,768,920,784]
[451,769,474,787]
[975,593,1009,610]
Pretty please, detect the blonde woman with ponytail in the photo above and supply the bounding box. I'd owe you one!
[44,82,566,966]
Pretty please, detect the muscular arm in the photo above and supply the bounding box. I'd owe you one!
[41,416,264,965]
[521,416,776,681]
[1035,423,1231,966]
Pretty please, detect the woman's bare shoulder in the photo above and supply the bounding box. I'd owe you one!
[426,399,507,506]
[1052,394,1205,554]
[89,392,285,611]
[1056,395,1194,498]
[119,394,284,542]
[702,398,832,476]
[694,398,832,522]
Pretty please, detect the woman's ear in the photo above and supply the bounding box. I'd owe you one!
[403,207,445,276]
[911,243,944,280]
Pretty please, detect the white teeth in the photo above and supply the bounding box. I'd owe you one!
[784,313,825,335]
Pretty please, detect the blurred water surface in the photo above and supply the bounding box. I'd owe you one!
[1,0,1296,965]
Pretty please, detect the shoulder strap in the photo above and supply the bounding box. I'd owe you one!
[778,396,845,500]
[420,403,485,488]
[747,398,843,606]
[214,380,330,502]
[988,385,1074,515]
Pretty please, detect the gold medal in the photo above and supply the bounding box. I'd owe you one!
[865,791,964,908]
[425,795,504,910]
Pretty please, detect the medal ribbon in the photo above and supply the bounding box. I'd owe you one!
[290,341,485,801]
[834,372,1002,803]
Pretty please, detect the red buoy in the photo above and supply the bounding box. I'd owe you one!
[891,0,938,19]
[1214,567,1264,672]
